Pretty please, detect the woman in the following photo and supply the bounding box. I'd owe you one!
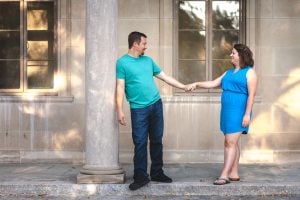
[189,44,258,185]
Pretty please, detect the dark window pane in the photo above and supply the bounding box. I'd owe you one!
[212,59,232,80]
[179,1,205,30]
[27,61,54,89]
[27,40,49,60]
[27,1,55,59]
[27,1,56,89]
[27,1,55,60]
[0,31,20,59]
[212,30,238,59]
[27,2,54,31]
[179,60,206,83]
[0,60,20,89]
[179,31,206,60]
[212,1,239,30]
[0,2,20,30]
[27,31,55,60]
[177,0,243,92]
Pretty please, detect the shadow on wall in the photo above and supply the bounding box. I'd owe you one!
[0,23,85,161]
[19,103,84,151]
[242,67,300,163]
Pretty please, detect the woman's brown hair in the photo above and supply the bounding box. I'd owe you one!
[234,44,254,68]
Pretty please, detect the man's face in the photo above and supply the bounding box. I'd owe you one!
[135,37,147,55]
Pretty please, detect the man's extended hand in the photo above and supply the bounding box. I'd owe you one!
[184,83,197,92]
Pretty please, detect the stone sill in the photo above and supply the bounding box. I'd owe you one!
[162,95,262,103]
[0,96,74,103]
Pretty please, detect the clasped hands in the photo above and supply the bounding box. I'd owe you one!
[183,82,198,92]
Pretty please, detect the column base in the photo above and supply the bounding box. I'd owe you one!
[77,173,125,184]
[77,166,125,184]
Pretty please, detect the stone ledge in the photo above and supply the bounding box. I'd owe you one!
[120,150,300,164]
[0,182,299,198]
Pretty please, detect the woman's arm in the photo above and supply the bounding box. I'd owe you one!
[188,72,226,90]
[242,69,258,127]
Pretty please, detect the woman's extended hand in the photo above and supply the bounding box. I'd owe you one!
[185,83,198,92]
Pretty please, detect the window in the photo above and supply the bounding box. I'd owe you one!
[0,0,57,94]
[175,0,246,92]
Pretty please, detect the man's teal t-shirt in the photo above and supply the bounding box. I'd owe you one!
[116,54,161,108]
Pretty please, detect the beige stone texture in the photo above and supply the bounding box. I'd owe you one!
[271,20,300,47]
[118,19,160,47]
[71,20,85,47]
[160,0,173,19]
[117,0,300,163]
[0,150,20,163]
[19,132,31,150]
[70,47,85,101]
[256,0,273,18]
[4,132,19,150]
[52,130,83,150]
[20,151,83,163]
[0,104,20,132]
[77,173,125,184]
[59,0,68,19]
[118,0,159,18]
[159,19,173,46]
[247,0,256,19]
[71,0,85,19]
[273,0,300,18]
[0,0,300,164]
[33,131,51,150]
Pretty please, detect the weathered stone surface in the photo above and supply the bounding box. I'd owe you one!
[80,0,124,183]
[0,163,299,199]
[77,174,125,184]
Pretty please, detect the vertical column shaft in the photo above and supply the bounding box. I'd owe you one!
[77,0,124,184]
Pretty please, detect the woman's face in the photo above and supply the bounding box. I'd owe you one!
[230,48,240,67]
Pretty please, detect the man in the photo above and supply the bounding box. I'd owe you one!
[116,31,190,191]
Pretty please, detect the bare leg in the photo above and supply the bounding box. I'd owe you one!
[214,132,241,184]
[229,141,240,179]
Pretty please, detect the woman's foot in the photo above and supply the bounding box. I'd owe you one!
[228,172,240,181]
[229,177,240,181]
[213,178,230,185]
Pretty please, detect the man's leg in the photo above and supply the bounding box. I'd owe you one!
[149,99,163,177]
[149,99,172,182]
[129,107,150,190]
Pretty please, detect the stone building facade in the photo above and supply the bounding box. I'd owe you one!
[0,0,299,168]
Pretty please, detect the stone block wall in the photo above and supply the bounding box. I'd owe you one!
[0,0,86,163]
[118,0,300,163]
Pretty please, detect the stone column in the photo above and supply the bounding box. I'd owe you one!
[77,0,125,184]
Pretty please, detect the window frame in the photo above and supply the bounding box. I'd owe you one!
[0,0,58,95]
[174,0,246,94]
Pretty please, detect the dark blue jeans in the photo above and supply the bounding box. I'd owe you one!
[130,99,164,180]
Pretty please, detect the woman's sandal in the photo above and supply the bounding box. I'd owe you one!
[213,178,231,185]
[229,177,240,181]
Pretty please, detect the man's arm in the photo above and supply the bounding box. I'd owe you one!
[155,71,189,91]
[116,79,126,126]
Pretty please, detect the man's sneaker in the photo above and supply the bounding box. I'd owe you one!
[151,173,173,183]
[129,177,150,191]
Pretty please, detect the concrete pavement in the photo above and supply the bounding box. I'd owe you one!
[0,163,299,199]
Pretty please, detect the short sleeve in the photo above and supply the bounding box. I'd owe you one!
[151,59,161,76]
[116,60,125,79]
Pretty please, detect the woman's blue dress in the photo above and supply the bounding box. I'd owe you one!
[220,66,251,134]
